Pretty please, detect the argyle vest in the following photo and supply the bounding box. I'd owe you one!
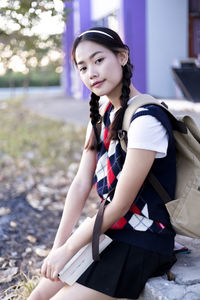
[94,102,176,255]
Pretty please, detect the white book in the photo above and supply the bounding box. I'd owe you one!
[58,218,112,286]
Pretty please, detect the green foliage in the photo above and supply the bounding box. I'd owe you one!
[0,0,72,76]
[0,70,60,87]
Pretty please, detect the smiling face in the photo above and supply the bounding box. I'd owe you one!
[75,41,125,99]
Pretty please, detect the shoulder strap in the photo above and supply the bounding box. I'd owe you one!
[92,188,115,261]
[92,199,106,261]
[120,94,187,152]
[122,94,162,132]
[120,95,163,152]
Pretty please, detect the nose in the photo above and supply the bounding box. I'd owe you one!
[89,65,98,79]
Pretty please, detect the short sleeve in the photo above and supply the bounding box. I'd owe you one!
[127,110,169,159]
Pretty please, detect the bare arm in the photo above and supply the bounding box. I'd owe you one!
[52,147,97,249]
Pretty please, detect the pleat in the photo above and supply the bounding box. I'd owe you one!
[77,240,176,299]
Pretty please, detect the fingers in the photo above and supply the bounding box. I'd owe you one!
[41,260,60,282]
[46,262,52,279]
[41,260,47,278]
[52,270,60,282]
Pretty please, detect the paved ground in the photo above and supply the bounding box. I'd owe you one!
[23,89,200,128]
[23,90,90,127]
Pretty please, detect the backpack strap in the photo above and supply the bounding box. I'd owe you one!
[122,94,162,132]
[148,172,172,204]
[120,95,161,151]
[92,188,115,261]
[92,198,106,261]
[120,94,187,152]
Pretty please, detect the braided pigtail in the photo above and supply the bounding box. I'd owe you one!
[90,92,101,125]
[85,92,101,150]
[108,57,133,140]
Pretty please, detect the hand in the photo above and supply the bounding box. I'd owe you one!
[41,244,74,281]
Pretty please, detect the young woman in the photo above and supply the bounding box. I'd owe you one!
[28,27,176,300]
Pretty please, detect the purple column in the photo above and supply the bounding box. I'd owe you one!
[79,0,92,31]
[63,1,74,97]
[122,0,147,93]
[78,0,92,100]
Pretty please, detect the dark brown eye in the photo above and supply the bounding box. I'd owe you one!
[80,66,87,72]
[96,58,104,64]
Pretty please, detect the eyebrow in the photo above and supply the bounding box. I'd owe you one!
[77,51,104,65]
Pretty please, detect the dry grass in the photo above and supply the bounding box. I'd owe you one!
[0,97,86,170]
[2,271,40,299]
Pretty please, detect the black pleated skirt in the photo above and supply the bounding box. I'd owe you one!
[77,240,176,299]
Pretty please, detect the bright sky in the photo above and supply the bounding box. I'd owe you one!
[0,0,65,75]
[32,0,65,38]
[33,13,65,37]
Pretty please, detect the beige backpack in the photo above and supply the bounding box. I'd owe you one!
[100,94,200,238]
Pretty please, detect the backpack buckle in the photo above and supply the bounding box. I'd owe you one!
[118,130,127,141]
[161,101,168,108]
[97,115,102,124]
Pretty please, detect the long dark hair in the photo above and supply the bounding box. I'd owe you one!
[71,27,133,150]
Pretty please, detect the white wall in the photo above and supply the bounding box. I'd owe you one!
[91,0,121,20]
[146,0,188,98]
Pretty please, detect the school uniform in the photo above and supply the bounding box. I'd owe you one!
[77,96,177,299]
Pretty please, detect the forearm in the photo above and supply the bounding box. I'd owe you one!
[52,176,92,249]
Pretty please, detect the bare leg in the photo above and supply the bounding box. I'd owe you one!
[50,282,116,300]
[27,277,66,300]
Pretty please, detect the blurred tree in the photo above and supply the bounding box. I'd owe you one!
[0,0,70,86]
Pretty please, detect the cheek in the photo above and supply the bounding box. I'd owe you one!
[80,74,92,90]
[109,63,123,84]
[80,73,88,84]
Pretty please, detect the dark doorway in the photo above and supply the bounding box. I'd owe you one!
[189,0,200,57]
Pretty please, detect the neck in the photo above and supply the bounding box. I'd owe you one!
[106,83,141,110]
[106,81,122,109]
[129,84,141,99]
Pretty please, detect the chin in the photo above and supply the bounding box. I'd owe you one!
[93,88,113,98]
[90,90,105,97]
[95,91,107,97]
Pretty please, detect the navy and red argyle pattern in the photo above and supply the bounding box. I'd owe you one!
[94,102,166,234]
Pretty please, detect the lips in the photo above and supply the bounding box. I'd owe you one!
[92,80,105,87]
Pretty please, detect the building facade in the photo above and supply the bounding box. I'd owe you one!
[63,0,199,100]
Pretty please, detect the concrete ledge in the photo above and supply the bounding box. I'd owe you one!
[121,236,200,300]
[137,236,200,300]
[138,278,200,300]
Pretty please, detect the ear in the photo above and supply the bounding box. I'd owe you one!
[117,50,129,67]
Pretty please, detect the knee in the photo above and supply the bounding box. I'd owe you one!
[27,289,47,300]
